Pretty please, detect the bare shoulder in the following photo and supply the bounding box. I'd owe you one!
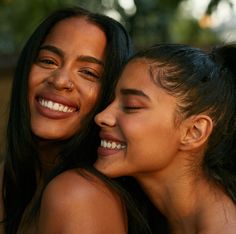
[37,169,127,234]
[41,169,122,206]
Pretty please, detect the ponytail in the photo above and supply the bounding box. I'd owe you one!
[210,43,236,76]
[205,43,236,202]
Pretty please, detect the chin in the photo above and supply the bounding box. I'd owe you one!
[32,122,78,140]
[32,129,70,141]
[94,162,122,178]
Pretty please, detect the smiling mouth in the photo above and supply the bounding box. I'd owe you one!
[100,139,126,150]
[38,97,77,113]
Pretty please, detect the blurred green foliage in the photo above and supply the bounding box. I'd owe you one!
[0,0,234,55]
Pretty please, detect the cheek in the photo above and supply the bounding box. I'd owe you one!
[124,120,178,169]
[28,69,38,107]
[82,84,101,112]
[28,66,44,100]
[28,65,43,87]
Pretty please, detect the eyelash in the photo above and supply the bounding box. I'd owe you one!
[122,105,142,113]
[79,69,100,80]
[36,58,58,68]
[36,56,101,80]
[41,59,55,64]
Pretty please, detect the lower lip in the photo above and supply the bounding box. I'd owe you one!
[97,146,123,157]
[35,100,78,120]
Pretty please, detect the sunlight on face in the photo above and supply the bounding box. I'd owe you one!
[29,17,107,140]
[95,59,182,178]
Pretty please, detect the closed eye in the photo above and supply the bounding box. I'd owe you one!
[122,106,142,113]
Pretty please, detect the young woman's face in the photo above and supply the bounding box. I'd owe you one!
[95,59,182,178]
[29,17,107,140]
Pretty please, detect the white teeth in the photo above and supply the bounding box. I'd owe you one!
[101,139,126,150]
[111,142,116,149]
[38,98,76,113]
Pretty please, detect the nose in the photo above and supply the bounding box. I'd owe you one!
[47,68,74,91]
[95,103,116,128]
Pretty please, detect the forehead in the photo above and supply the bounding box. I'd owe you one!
[52,16,96,31]
[39,17,107,63]
[116,58,177,105]
[117,59,153,89]
[45,17,106,43]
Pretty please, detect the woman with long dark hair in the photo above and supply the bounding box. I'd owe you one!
[0,6,151,234]
[95,43,236,233]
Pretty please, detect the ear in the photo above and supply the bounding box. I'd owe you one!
[179,115,213,151]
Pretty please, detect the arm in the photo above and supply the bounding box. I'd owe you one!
[37,169,127,234]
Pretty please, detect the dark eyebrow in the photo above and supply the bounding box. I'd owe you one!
[40,45,64,57]
[39,45,104,67]
[77,55,104,67]
[120,88,150,100]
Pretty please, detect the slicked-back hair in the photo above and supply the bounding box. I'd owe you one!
[129,43,236,203]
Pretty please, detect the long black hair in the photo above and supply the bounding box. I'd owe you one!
[2,6,153,234]
[131,43,236,204]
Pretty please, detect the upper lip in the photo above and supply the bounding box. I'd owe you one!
[36,91,79,110]
[99,131,125,144]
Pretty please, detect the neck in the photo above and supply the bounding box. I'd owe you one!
[135,159,236,233]
[36,139,62,181]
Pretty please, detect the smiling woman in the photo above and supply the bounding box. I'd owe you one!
[95,43,236,233]
[0,6,151,234]
[28,17,106,141]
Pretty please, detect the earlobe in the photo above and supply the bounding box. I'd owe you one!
[180,115,213,151]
